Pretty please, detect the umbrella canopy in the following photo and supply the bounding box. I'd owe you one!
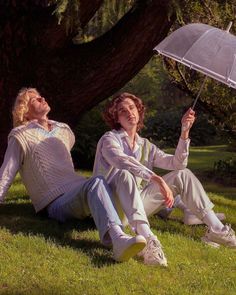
[154,22,236,89]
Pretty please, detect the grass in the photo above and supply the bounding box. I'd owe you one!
[165,145,236,173]
[0,145,236,295]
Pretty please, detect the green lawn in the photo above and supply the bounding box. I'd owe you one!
[0,146,235,295]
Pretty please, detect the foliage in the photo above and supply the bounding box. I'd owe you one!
[72,104,108,169]
[51,0,134,39]
[51,0,81,33]
[213,158,236,186]
[143,108,182,148]
[143,107,218,148]
[228,138,236,152]
[75,0,134,43]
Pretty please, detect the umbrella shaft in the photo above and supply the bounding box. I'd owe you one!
[192,76,208,109]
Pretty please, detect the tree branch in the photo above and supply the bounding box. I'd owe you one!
[33,0,176,126]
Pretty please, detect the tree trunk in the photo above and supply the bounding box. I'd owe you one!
[0,0,175,160]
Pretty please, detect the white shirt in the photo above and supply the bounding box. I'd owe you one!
[93,129,190,188]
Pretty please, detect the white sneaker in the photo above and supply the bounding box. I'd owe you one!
[184,211,226,225]
[113,234,146,262]
[201,224,236,248]
[139,236,168,266]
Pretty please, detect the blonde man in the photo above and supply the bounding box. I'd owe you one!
[93,92,236,266]
[0,88,147,263]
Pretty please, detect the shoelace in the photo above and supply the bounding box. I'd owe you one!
[225,224,235,238]
[149,239,164,258]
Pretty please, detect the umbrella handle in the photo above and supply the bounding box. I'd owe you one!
[192,76,208,110]
[182,75,207,131]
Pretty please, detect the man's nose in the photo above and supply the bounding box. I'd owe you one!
[125,109,132,116]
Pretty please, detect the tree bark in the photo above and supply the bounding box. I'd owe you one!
[34,0,175,125]
[0,0,175,160]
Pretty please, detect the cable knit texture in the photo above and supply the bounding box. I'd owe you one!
[8,122,85,212]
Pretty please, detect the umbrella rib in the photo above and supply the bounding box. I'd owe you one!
[186,64,236,87]
[228,54,236,82]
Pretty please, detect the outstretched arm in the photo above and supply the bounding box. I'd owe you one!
[0,137,22,203]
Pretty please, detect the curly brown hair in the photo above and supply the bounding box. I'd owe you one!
[103,92,145,131]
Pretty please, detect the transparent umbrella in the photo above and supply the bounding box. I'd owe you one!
[154,22,236,109]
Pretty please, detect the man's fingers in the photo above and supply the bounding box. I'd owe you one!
[164,197,174,208]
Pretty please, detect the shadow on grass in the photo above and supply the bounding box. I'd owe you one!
[150,214,207,241]
[0,203,115,267]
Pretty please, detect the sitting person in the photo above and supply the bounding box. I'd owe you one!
[93,92,236,266]
[0,88,147,263]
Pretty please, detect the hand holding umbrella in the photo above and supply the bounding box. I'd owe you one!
[181,108,196,134]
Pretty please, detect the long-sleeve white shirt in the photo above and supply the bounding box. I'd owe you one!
[0,137,23,202]
[93,129,190,188]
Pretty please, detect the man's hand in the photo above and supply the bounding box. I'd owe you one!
[151,174,174,208]
[181,108,196,139]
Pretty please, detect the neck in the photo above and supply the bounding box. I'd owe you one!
[37,117,51,131]
[125,127,137,149]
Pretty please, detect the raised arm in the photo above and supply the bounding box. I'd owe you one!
[151,138,190,171]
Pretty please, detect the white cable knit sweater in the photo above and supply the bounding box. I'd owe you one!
[8,122,85,212]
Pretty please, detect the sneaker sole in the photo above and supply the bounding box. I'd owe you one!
[201,236,221,248]
[116,241,147,262]
[144,259,168,267]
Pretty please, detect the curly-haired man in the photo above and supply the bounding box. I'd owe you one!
[93,92,236,266]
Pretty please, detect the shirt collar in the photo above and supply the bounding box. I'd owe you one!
[116,128,144,147]
[27,119,60,129]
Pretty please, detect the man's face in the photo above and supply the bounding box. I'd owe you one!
[26,91,51,120]
[117,98,140,131]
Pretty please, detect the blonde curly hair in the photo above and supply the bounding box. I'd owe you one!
[12,87,39,127]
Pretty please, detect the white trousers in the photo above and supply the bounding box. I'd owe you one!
[109,168,214,226]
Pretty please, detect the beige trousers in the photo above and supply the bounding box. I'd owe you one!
[110,168,214,226]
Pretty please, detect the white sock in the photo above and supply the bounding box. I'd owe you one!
[135,221,154,239]
[175,196,195,215]
[175,196,188,211]
[109,225,126,243]
[203,210,224,231]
